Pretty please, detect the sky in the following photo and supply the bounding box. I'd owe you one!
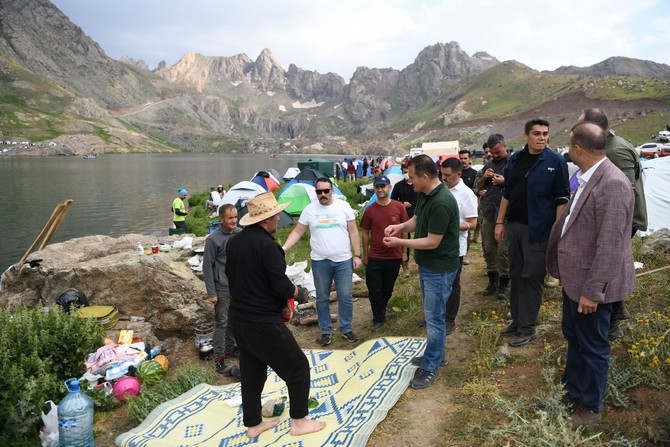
[50,0,670,81]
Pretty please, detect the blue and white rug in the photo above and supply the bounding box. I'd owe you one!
[116,336,426,447]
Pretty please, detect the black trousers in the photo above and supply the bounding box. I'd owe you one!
[366,257,401,324]
[231,320,310,427]
[507,221,547,335]
[445,256,464,322]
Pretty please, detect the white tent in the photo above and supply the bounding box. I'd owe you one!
[216,181,266,213]
[640,157,670,236]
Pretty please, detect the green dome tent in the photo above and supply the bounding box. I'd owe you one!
[277,183,318,216]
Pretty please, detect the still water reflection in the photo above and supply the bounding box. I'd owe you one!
[1,153,340,272]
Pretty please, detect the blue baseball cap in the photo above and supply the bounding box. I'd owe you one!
[373,175,391,186]
[178,188,188,195]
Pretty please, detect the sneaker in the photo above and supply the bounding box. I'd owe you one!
[508,331,538,347]
[214,356,226,374]
[500,324,520,337]
[445,320,456,336]
[341,331,359,343]
[223,346,240,358]
[371,321,384,332]
[411,355,448,367]
[409,368,439,389]
[319,333,332,346]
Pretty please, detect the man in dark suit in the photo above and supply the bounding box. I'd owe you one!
[546,123,635,429]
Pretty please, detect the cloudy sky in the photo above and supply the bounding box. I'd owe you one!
[51,0,669,80]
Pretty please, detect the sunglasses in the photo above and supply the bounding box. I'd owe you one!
[315,188,331,195]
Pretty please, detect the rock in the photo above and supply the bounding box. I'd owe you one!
[0,234,210,336]
[640,228,670,255]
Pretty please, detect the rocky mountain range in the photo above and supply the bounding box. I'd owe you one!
[1,0,670,155]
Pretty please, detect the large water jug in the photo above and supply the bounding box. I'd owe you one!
[58,378,94,447]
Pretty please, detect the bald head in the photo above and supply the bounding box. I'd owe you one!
[579,108,609,132]
[570,122,607,154]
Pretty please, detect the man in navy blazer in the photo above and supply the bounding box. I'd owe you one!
[546,122,635,429]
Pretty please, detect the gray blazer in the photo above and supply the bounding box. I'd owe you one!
[546,158,635,304]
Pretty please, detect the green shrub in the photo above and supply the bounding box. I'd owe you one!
[0,307,104,444]
[126,363,215,422]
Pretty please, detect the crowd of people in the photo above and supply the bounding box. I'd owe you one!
[193,110,644,438]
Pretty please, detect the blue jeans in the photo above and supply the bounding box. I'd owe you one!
[419,266,457,372]
[312,258,354,334]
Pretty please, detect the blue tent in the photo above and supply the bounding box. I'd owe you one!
[384,165,403,176]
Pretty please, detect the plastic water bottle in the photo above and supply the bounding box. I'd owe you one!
[148,342,164,359]
[58,378,94,447]
[136,242,144,255]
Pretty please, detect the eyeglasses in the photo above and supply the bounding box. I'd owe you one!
[315,188,331,195]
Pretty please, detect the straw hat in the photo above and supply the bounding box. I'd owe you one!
[239,192,290,226]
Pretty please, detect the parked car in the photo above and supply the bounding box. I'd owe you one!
[637,142,670,158]
[652,130,670,143]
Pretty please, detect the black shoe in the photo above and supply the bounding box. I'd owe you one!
[214,357,226,374]
[500,324,519,337]
[319,333,332,346]
[497,277,509,300]
[445,320,456,336]
[409,368,439,389]
[608,324,624,341]
[341,331,359,342]
[223,346,240,358]
[223,364,241,380]
[508,331,538,347]
[371,321,384,332]
[411,355,448,367]
[483,272,499,296]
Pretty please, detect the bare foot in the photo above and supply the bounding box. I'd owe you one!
[246,419,279,438]
[290,417,326,436]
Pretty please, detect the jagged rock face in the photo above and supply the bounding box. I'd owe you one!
[0,235,211,335]
[157,52,254,92]
[344,68,398,129]
[0,0,156,109]
[285,64,346,102]
[396,42,500,109]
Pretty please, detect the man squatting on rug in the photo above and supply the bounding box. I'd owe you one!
[226,192,326,438]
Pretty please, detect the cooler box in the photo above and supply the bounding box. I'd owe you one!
[77,306,119,330]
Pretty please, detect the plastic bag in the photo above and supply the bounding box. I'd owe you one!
[39,400,58,447]
[173,236,193,249]
[285,261,315,295]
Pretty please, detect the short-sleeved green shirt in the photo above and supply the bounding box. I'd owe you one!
[413,182,460,272]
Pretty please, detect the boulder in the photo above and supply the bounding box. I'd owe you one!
[0,234,210,336]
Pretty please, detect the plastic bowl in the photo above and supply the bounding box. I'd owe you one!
[113,376,141,401]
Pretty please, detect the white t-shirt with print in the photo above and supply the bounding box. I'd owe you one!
[299,199,355,262]
[449,179,479,257]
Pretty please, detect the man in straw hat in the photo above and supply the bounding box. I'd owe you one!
[226,192,326,438]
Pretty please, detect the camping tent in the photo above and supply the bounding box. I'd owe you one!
[250,170,280,192]
[279,168,327,194]
[384,165,403,176]
[283,167,300,182]
[277,183,318,216]
[297,158,334,177]
[640,157,670,235]
[218,181,266,212]
[358,173,404,198]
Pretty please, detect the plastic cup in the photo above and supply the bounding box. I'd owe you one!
[151,245,159,254]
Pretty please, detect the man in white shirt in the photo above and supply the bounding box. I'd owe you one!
[283,177,362,346]
[440,158,478,335]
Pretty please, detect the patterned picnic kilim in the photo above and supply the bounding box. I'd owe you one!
[116,336,426,447]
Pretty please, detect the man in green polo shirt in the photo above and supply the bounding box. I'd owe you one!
[384,154,460,389]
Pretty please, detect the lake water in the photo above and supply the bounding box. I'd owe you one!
[0,153,341,272]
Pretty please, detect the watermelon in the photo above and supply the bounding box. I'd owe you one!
[153,354,169,373]
[136,360,165,385]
